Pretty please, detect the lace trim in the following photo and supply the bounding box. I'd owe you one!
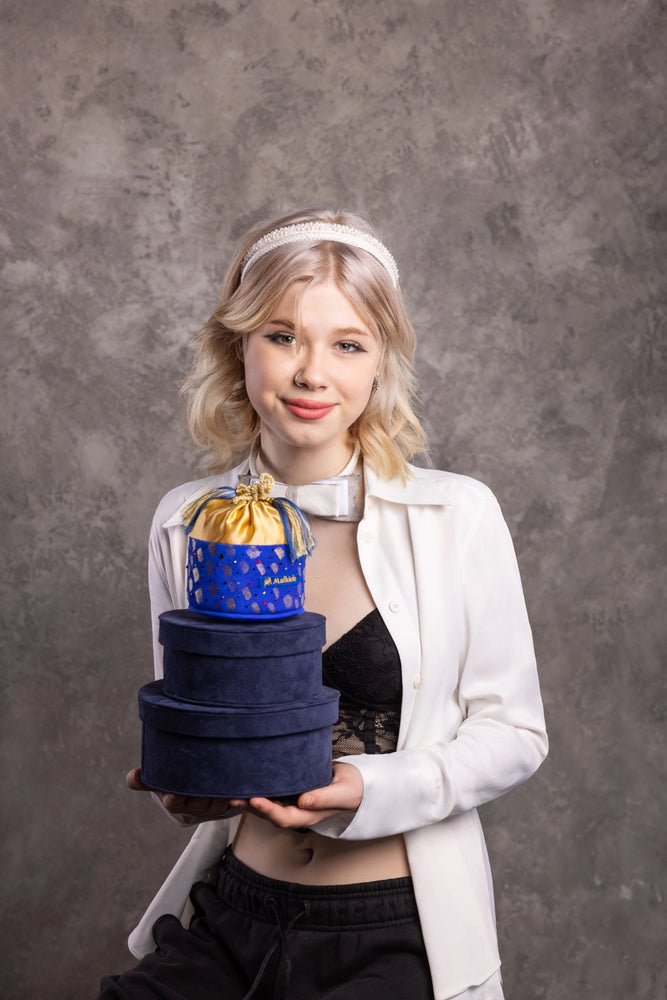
[323,609,402,757]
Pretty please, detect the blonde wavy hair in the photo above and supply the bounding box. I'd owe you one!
[182,208,427,482]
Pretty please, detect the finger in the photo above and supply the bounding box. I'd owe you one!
[185,796,229,817]
[228,798,276,821]
[162,794,229,817]
[161,792,190,812]
[298,769,363,812]
[242,797,296,827]
[297,787,351,811]
[126,768,152,791]
[245,797,340,829]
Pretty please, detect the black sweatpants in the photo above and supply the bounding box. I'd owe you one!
[99,849,435,1000]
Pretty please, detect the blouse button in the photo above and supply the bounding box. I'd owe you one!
[362,530,374,543]
[388,600,400,613]
[413,675,423,689]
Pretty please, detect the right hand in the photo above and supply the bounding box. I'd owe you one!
[126,768,231,825]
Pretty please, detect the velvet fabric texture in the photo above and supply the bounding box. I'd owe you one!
[138,610,340,798]
[138,708,338,798]
[159,610,326,704]
[139,683,339,738]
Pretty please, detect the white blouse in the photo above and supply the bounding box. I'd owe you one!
[130,459,547,1000]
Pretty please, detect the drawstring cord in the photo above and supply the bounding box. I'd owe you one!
[241,897,304,1000]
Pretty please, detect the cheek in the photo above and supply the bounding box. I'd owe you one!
[241,357,267,415]
[242,343,271,396]
[348,373,377,415]
[243,372,260,411]
[243,349,296,416]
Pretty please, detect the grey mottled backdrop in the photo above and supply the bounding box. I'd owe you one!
[1,1,665,998]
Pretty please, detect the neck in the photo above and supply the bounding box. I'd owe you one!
[253,438,358,485]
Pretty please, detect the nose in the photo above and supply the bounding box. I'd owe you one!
[294,345,329,390]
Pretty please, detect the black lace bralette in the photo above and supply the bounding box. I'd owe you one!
[322,609,402,757]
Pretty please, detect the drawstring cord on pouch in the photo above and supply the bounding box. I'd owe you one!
[241,896,305,1000]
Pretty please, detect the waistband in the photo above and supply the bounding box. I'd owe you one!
[216,849,419,930]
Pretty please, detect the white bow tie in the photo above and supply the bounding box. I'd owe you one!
[239,442,363,521]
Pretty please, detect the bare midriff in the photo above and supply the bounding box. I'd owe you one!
[232,813,410,884]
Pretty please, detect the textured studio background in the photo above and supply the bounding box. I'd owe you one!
[1,1,665,998]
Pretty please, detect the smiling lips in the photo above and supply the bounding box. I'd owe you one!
[283,398,337,420]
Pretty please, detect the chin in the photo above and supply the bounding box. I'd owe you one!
[272,427,349,455]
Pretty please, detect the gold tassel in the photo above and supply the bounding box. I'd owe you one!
[179,486,237,535]
[178,474,315,557]
[274,498,316,559]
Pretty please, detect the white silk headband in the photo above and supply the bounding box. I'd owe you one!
[239,222,400,287]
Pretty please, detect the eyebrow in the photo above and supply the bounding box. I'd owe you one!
[266,318,296,329]
[265,319,374,338]
[335,327,374,339]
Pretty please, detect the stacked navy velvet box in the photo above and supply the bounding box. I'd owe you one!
[138,475,339,799]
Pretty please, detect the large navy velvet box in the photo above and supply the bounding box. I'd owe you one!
[139,609,339,799]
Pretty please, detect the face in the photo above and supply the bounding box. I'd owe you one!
[243,279,382,469]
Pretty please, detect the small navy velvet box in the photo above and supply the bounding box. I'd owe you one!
[138,610,340,798]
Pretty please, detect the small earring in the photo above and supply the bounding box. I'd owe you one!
[372,375,379,391]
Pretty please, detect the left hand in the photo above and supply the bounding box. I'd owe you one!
[229,761,363,830]
[126,767,232,825]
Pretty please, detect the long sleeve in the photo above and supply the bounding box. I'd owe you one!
[146,475,221,678]
[315,487,548,841]
[147,507,177,678]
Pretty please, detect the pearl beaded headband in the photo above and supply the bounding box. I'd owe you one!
[240,222,400,287]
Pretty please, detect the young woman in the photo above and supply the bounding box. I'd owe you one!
[100,208,547,1000]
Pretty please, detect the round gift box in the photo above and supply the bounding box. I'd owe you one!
[138,681,340,798]
[187,536,306,619]
[159,610,326,706]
